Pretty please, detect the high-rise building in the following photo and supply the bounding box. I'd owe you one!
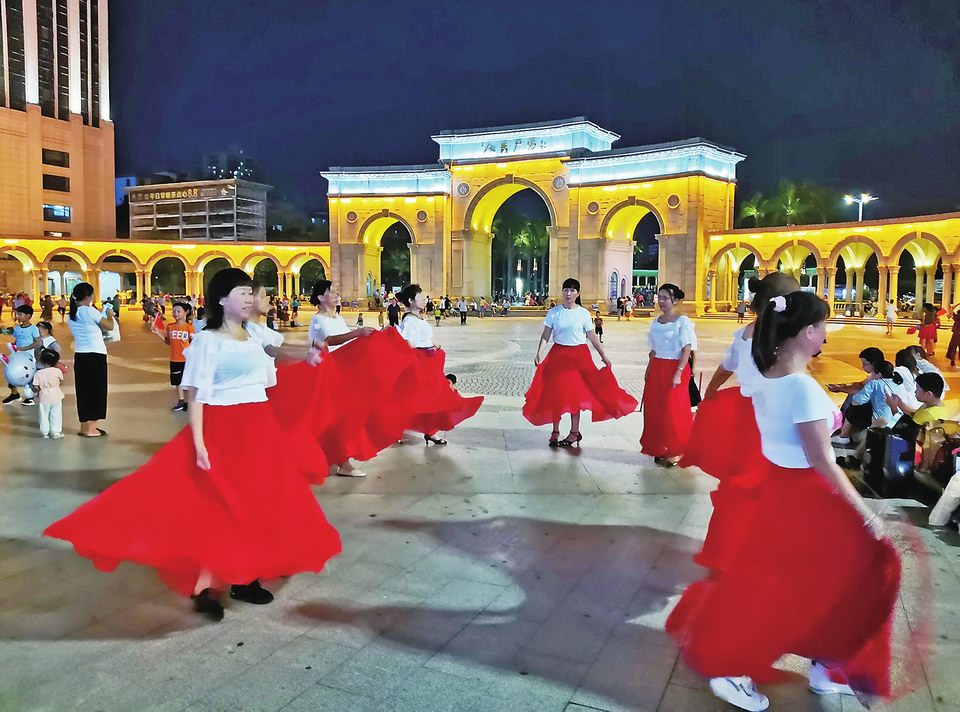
[0,0,115,239]
[203,148,260,182]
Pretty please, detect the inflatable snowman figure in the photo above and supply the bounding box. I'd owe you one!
[1,345,37,400]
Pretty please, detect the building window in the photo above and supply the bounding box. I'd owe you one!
[44,230,71,237]
[43,204,72,222]
[43,174,70,192]
[5,0,27,110]
[42,148,70,167]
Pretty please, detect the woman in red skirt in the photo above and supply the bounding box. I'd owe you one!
[640,283,697,466]
[918,302,940,356]
[396,283,483,445]
[45,269,342,621]
[523,277,636,446]
[668,291,900,711]
[680,273,799,571]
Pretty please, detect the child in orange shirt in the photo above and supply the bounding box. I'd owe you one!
[152,301,195,411]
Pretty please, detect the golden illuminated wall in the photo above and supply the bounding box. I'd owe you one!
[707,213,960,312]
[0,105,116,241]
[0,235,330,302]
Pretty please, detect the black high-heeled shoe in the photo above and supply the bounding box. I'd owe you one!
[558,431,582,447]
[230,579,274,605]
[424,434,448,445]
[192,588,225,621]
[548,430,561,447]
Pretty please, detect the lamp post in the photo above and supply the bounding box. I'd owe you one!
[843,193,878,221]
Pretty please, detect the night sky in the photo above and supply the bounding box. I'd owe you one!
[111,0,960,218]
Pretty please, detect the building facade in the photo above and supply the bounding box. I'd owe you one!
[323,118,743,310]
[0,0,115,240]
[126,179,271,242]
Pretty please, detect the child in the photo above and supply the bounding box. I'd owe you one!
[887,371,948,424]
[885,299,898,336]
[152,301,195,411]
[594,311,604,343]
[434,304,442,326]
[736,300,747,323]
[36,321,60,358]
[3,305,41,406]
[356,312,364,327]
[33,348,65,438]
[445,373,458,389]
[377,309,385,329]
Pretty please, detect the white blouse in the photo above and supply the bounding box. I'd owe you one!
[647,315,697,360]
[544,305,593,347]
[399,314,434,348]
[751,372,840,468]
[893,366,923,412]
[309,313,350,350]
[720,327,762,396]
[181,331,272,406]
[244,320,284,388]
[67,305,107,355]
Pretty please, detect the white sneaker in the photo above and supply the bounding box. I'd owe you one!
[41,433,50,439]
[709,677,769,711]
[808,661,856,696]
[831,435,851,446]
[335,466,367,478]
[51,433,64,439]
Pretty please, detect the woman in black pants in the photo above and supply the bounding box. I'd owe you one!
[67,283,115,437]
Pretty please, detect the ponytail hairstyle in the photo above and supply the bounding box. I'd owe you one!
[658,283,685,301]
[309,279,333,306]
[204,268,253,331]
[858,347,885,372]
[397,284,423,308]
[895,347,920,376]
[875,359,904,385]
[69,282,95,321]
[747,272,800,314]
[751,291,829,373]
[561,277,583,306]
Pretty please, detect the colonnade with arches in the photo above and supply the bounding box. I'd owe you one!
[707,214,960,315]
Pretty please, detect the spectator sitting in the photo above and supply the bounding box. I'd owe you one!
[831,358,903,445]
[887,372,949,425]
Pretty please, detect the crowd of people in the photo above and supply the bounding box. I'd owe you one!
[6,271,951,710]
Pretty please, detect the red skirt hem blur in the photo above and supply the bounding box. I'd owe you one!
[401,348,483,436]
[43,402,342,597]
[522,344,637,426]
[269,360,332,483]
[666,461,900,697]
[680,387,766,571]
[918,323,938,342]
[639,357,692,458]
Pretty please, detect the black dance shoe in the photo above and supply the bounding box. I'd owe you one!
[230,580,274,605]
[192,588,225,621]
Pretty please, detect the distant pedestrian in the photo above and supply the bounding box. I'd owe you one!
[387,299,401,327]
[736,300,747,323]
[457,298,468,325]
[41,295,54,321]
[67,282,115,437]
[885,299,898,336]
[594,311,604,343]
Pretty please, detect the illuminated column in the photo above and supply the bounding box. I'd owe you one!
[826,267,838,314]
[877,265,888,310]
[913,267,925,317]
[91,269,102,303]
[708,270,717,312]
[844,268,854,306]
[28,268,40,299]
[39,269,49,296]
[278,271,290,297]
[887,266,900,309]
[816,267,827,298]
[98,0,111,121]
[68,0,81,113]
[135,270,146,303]
[925,266,937,305]
[854,269,865,309]
[941,264,953,309]
[22,0,39,105]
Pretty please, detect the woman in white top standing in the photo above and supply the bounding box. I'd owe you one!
[523,277,637,447]
[640,283,697,466]
[396,283,483,444]
[66,282,115,437]
[668,291,901,711]
[46,269,342,621]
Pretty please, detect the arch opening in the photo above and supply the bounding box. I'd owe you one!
[100,255,138,304]
[0,248,37,297]
[381,222,413,293]
[490,189,552,302]
[202,258,231,295]
[251,257,279,295]
[151,256,187,295]
[298,259,327,296]
[46,254,85,297]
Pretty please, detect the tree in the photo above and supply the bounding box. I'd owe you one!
[739,193,767,227]
[736,181,843,228]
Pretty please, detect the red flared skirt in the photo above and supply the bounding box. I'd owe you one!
[639,357,693,458]
[44,402,342,597]
[681,388,767,571]
[269,359,333,483]
[399,348,483,435]
[667,462,900,697]
[522,344,638,426]
[918,323,938,342]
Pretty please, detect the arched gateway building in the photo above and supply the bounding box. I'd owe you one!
[323,118,744,311]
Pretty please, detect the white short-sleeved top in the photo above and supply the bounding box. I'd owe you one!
[720,327,762,396]
[544,305,593,347]
[244,320,284,387]
[309,313,350,350]
[67,305,107,355]
[647,315,697,359]
[751,372,840,468]
[181,330,272,406]
[399,315,434,348]
[893,366,923,412]
[916,358,950,392]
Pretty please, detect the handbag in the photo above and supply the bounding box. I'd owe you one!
[687,353,703,407]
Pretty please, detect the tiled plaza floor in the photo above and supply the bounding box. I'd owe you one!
[1,312,957,711]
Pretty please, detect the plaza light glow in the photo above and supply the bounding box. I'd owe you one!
[843,193,878,221]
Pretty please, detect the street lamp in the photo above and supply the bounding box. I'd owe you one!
[843,193,878,221]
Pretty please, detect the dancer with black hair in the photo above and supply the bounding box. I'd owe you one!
[45,268,342,621]
[67,282,115,436]
[668,291,900,711]
[396,283,483,445]
[639,283,697,466]
[918,302,940,356]
[523,277,636,447]
[679,273,799,572]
